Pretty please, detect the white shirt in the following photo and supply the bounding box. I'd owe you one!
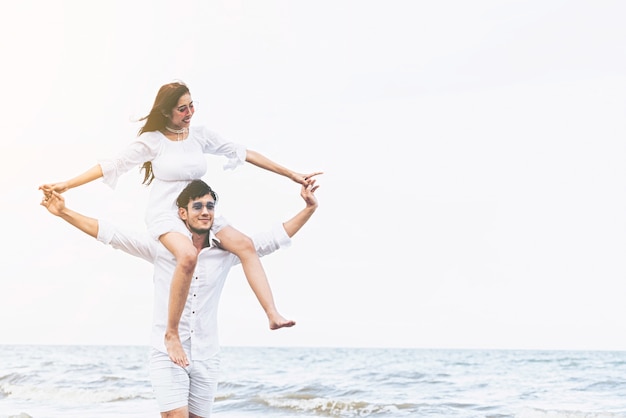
[97,220,291,360]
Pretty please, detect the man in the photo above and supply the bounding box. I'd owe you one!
[41,179,319,418]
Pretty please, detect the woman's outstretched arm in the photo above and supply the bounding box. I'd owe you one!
[245,149,323,186]
[39,164,104,194]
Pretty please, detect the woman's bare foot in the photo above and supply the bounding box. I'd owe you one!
[165,331,189,367]
[269,312,296,330]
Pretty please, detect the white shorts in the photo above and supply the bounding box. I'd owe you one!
[149,342,221,416]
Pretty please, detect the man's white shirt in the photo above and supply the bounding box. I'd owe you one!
[97,220,291,360]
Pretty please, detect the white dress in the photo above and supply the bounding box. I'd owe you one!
[99,125,246,240]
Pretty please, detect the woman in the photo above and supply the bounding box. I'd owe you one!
[40,81,322,367]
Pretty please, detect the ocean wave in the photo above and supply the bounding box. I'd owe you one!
[0,382,152,404]
[0,373,31,385]
[262,395,419,417]
[214,387,425,417]
[578,380,626,392]
[3,346,626,417]
[88,375,127,384]
[517,407,626,418]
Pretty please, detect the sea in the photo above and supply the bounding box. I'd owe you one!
[1,345,625,418]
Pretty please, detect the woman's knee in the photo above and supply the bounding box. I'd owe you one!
[217,228,255,254]
[177,249,198,271]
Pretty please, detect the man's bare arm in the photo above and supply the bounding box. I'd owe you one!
[282,182,319,238]
[41,191,99,238]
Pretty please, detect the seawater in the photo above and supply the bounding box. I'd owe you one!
[1,345,625,417]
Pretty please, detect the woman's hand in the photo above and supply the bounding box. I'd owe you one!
[39,181,69,195]
[291,171,323,186]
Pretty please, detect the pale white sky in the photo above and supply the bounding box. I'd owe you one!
[1,0,625,350]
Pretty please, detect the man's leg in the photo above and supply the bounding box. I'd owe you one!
[188,353,221,418]
[150,348,190,416]
[161,406,189,418]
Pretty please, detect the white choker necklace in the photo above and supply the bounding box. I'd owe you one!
[165,126,187,134]
[165,125,188,141]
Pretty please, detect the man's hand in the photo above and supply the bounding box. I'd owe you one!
[40,190,66,217]
[301,179,320,209]
[40,189,99,238]
[283,179,319,238]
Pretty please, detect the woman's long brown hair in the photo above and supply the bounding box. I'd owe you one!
[137,82,190,185]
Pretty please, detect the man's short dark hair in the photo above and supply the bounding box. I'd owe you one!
[176,180,219,208]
